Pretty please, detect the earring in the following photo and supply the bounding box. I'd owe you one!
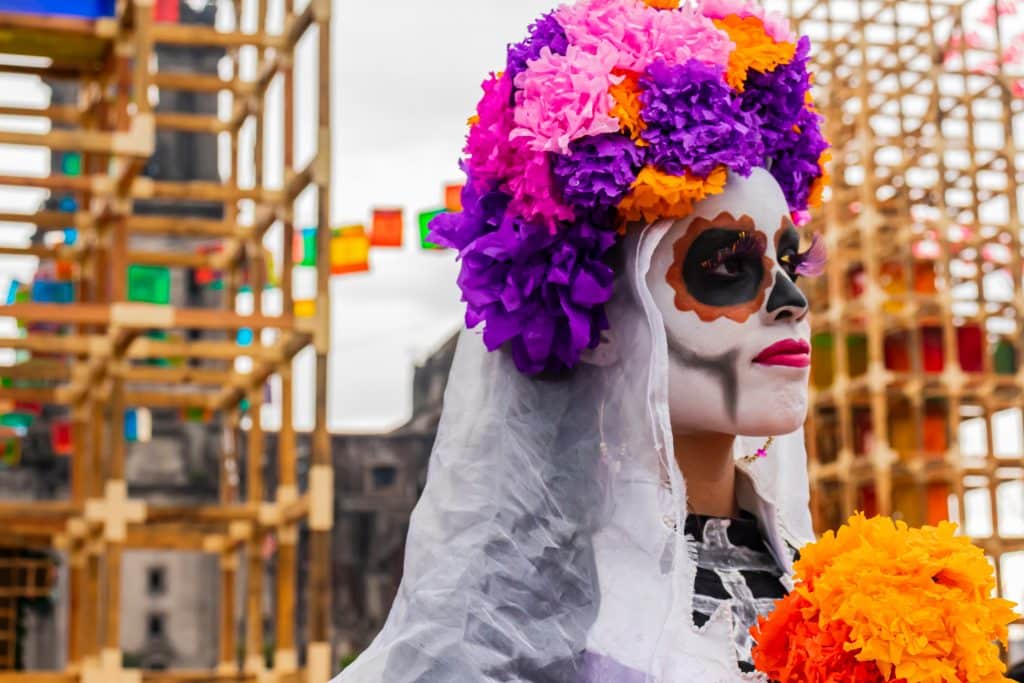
[741,436,774,465]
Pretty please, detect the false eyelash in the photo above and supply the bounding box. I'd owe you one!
[700,231,767,271]
[791,234,828,277]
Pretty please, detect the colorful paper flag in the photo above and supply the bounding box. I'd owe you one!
[64,228,77,246]
[55,260,74,281]
[154,0,179,22]
[330,225,371,275]
[31,280,74,304]
[371,209,404,248]
[294,300,316,318]
[51,420,73,456]
[237,328,254,347]
[444,183,464,212]
[0,413,33,433]
[127,265,171,305]
[0,437,20,468]
[61,152,82,177]
[418,209,446,250]
[264,250,279,288]
[184,406,211,423]
[124,408,152,443]
[294,228,318,266]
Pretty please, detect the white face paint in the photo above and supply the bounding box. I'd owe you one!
[646,168,811,437]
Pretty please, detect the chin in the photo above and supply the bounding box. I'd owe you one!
[734,385,809,436]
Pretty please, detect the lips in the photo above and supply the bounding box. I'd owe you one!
[754,338,811,368]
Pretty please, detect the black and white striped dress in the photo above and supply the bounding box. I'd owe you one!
[685,510,793,674]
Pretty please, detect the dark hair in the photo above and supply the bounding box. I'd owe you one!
[1009,660,1024,683]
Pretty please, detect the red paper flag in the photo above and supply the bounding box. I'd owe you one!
[371,209,404,248]
[154,0,180,23]
[444,184,464,212]
[51,420,73,456]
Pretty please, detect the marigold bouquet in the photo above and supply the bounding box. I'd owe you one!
[751,513,1019,683]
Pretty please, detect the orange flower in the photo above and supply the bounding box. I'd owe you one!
[617,166,727,224]
[807,150,831,208]
[642,0,680,8]
[610,70,647,142]
[753,514,1018,683]
[714,15,797,91]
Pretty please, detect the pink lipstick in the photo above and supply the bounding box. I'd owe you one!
[754,339,811,368]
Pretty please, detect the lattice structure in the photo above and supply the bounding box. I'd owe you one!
[0,0,334,680]
[0,552,54,670]
[789,0,1024,644]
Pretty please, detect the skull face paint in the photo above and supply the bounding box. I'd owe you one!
[647,168,811,437]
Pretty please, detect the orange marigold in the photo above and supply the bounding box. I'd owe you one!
[807,150,831,208]
[641,0,680,8]
[610,70,647,142]
[617,166,727,224]
[714,15,797,91]
[754,514,1018,683]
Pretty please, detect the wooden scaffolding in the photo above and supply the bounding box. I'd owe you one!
[790,0,1023,636]
[0,0,334,680]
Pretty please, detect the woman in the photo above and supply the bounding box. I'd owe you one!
[334,0,829,680]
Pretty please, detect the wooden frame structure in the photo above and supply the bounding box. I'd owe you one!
[0,0,334,680]
[791,0,1023,634]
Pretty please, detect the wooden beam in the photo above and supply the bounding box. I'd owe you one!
[127,214,241,238]
[151,23,280,49]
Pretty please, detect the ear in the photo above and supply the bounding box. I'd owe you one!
[581,328,621,367]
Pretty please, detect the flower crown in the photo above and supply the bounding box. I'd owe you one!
[430,0,830,375]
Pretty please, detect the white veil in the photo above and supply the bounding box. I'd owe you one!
[332,222,815,682]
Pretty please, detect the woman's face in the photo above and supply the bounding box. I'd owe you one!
[646,168,812,437]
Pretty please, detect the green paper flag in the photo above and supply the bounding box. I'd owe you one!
[0,437,20,468]
[61,152,82,177]
[0,413,33,431]
[128,265,172,305]
[418,209,446,250]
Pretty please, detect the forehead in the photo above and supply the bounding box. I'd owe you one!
[670,168,790,243]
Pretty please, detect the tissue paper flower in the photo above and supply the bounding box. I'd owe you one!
[751,514,1019,683]
[432,0,830,374]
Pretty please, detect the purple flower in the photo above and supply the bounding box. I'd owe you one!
[742,36,812,155]
[430,187,618,375]
[770,106,829,210]
[640,59,764,178]
[506,12,570,84]
[552,133,645,212]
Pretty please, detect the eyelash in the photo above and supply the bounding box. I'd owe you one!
[700,232,767,273]
[780,234,828,278]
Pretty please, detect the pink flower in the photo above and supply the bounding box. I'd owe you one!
[464,72,574,229]
[512,43,623,153]
[464,73,518,183]
[556,0,733,73]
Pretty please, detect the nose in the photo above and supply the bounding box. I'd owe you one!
[765,271,809,323]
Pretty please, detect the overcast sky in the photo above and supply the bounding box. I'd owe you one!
[323,0,560,431]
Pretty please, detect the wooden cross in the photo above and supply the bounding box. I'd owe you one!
[84,481,146,543]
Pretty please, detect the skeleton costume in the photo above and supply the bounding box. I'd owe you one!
[333,1,829,681]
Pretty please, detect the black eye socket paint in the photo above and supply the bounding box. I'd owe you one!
[683,229,767,307]
[776,225,801,281]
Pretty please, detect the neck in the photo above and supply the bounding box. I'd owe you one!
[673,431,739,518]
